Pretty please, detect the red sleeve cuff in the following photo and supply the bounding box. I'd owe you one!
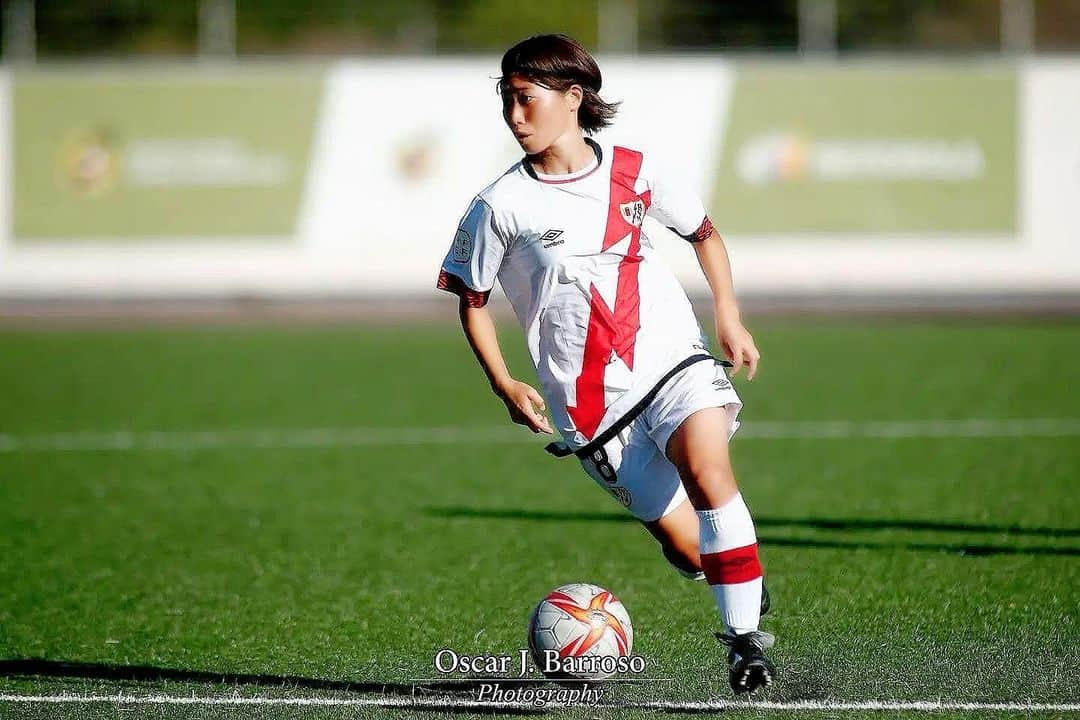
[686,216,715,243]
[437,269,490,308]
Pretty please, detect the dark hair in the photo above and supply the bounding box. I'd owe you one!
[498,34,619,134]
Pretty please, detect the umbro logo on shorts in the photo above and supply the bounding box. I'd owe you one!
[609,486,633,508]
[540,229,565,248]
[713,377,731,390]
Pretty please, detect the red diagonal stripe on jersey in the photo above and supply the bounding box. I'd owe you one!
[700,543,763,585]
[566,147,647,440]
[566,283,617,439]
[612,188,649,369]
[605,149,648,370]
[601,150,643,251]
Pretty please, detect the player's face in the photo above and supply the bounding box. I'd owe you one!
[501,75,580,155]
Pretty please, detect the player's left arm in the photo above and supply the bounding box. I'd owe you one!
[691,224,761,380]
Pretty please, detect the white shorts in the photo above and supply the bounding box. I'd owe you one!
[577,359,742,523]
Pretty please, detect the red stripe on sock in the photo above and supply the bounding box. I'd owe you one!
[701,543,762,585]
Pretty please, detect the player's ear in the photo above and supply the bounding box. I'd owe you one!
[566,84,583,113]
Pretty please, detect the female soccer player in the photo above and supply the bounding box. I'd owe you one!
[437,34,775,694]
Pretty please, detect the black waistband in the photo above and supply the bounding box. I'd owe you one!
[544,353,725,459]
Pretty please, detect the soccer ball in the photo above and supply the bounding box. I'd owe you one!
[527,583,634,680]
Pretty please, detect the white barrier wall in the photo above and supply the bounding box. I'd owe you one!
[0,69,10,261]
[1024,59,1080,287]
[0,58,1077,298]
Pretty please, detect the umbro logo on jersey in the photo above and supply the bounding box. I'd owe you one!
[540,229,565,248]
[620,199,645,227]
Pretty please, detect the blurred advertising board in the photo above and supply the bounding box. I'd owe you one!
[0,59,1077,297]
[713,65,1017,235]
[12,70,321,241]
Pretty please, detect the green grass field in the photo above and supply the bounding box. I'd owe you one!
[0,318,1078,719]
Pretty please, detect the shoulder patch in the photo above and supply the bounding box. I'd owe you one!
[451,228,473,263]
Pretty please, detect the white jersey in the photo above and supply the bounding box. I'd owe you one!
[438,138,715,448]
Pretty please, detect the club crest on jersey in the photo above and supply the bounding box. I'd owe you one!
[452,229,473,263]
[620,199,645,227]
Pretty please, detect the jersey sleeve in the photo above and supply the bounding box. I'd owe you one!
[646,156,715,243]
[436,196,508,307]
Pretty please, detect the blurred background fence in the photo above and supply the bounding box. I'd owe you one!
[0,0,1078,306]
[5,0,1080,58]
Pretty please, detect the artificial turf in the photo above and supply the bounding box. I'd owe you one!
[0,318,1077,719]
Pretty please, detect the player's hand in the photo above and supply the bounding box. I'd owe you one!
[495,379,554,434]
[716,317,761,380]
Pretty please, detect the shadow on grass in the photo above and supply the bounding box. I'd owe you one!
[1,659,835,710]
[425,506,1080,557]
[757,536,1080,557]
[0,659,558,713]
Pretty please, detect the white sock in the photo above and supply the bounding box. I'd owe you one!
[697,493,764,635]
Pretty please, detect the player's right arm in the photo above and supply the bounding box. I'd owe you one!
[457,301,553,435]
[438,195,552,435]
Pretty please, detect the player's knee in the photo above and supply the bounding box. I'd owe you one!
[662,537,702,578]
[684,465,738,506]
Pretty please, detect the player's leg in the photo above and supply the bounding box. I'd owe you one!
[643,497,772,615]
[642,498,704,579]
[576,422,685,528]
[642,359,774,693]
[575,424,710,582]
[665,406,774,693]
[665,408,761,626]
[577,419,706,570]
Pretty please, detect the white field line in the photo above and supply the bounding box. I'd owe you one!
[0,416,1075,451]
[1,418,1079,453]
[0,694,1078,712]
[0,426,528,453]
